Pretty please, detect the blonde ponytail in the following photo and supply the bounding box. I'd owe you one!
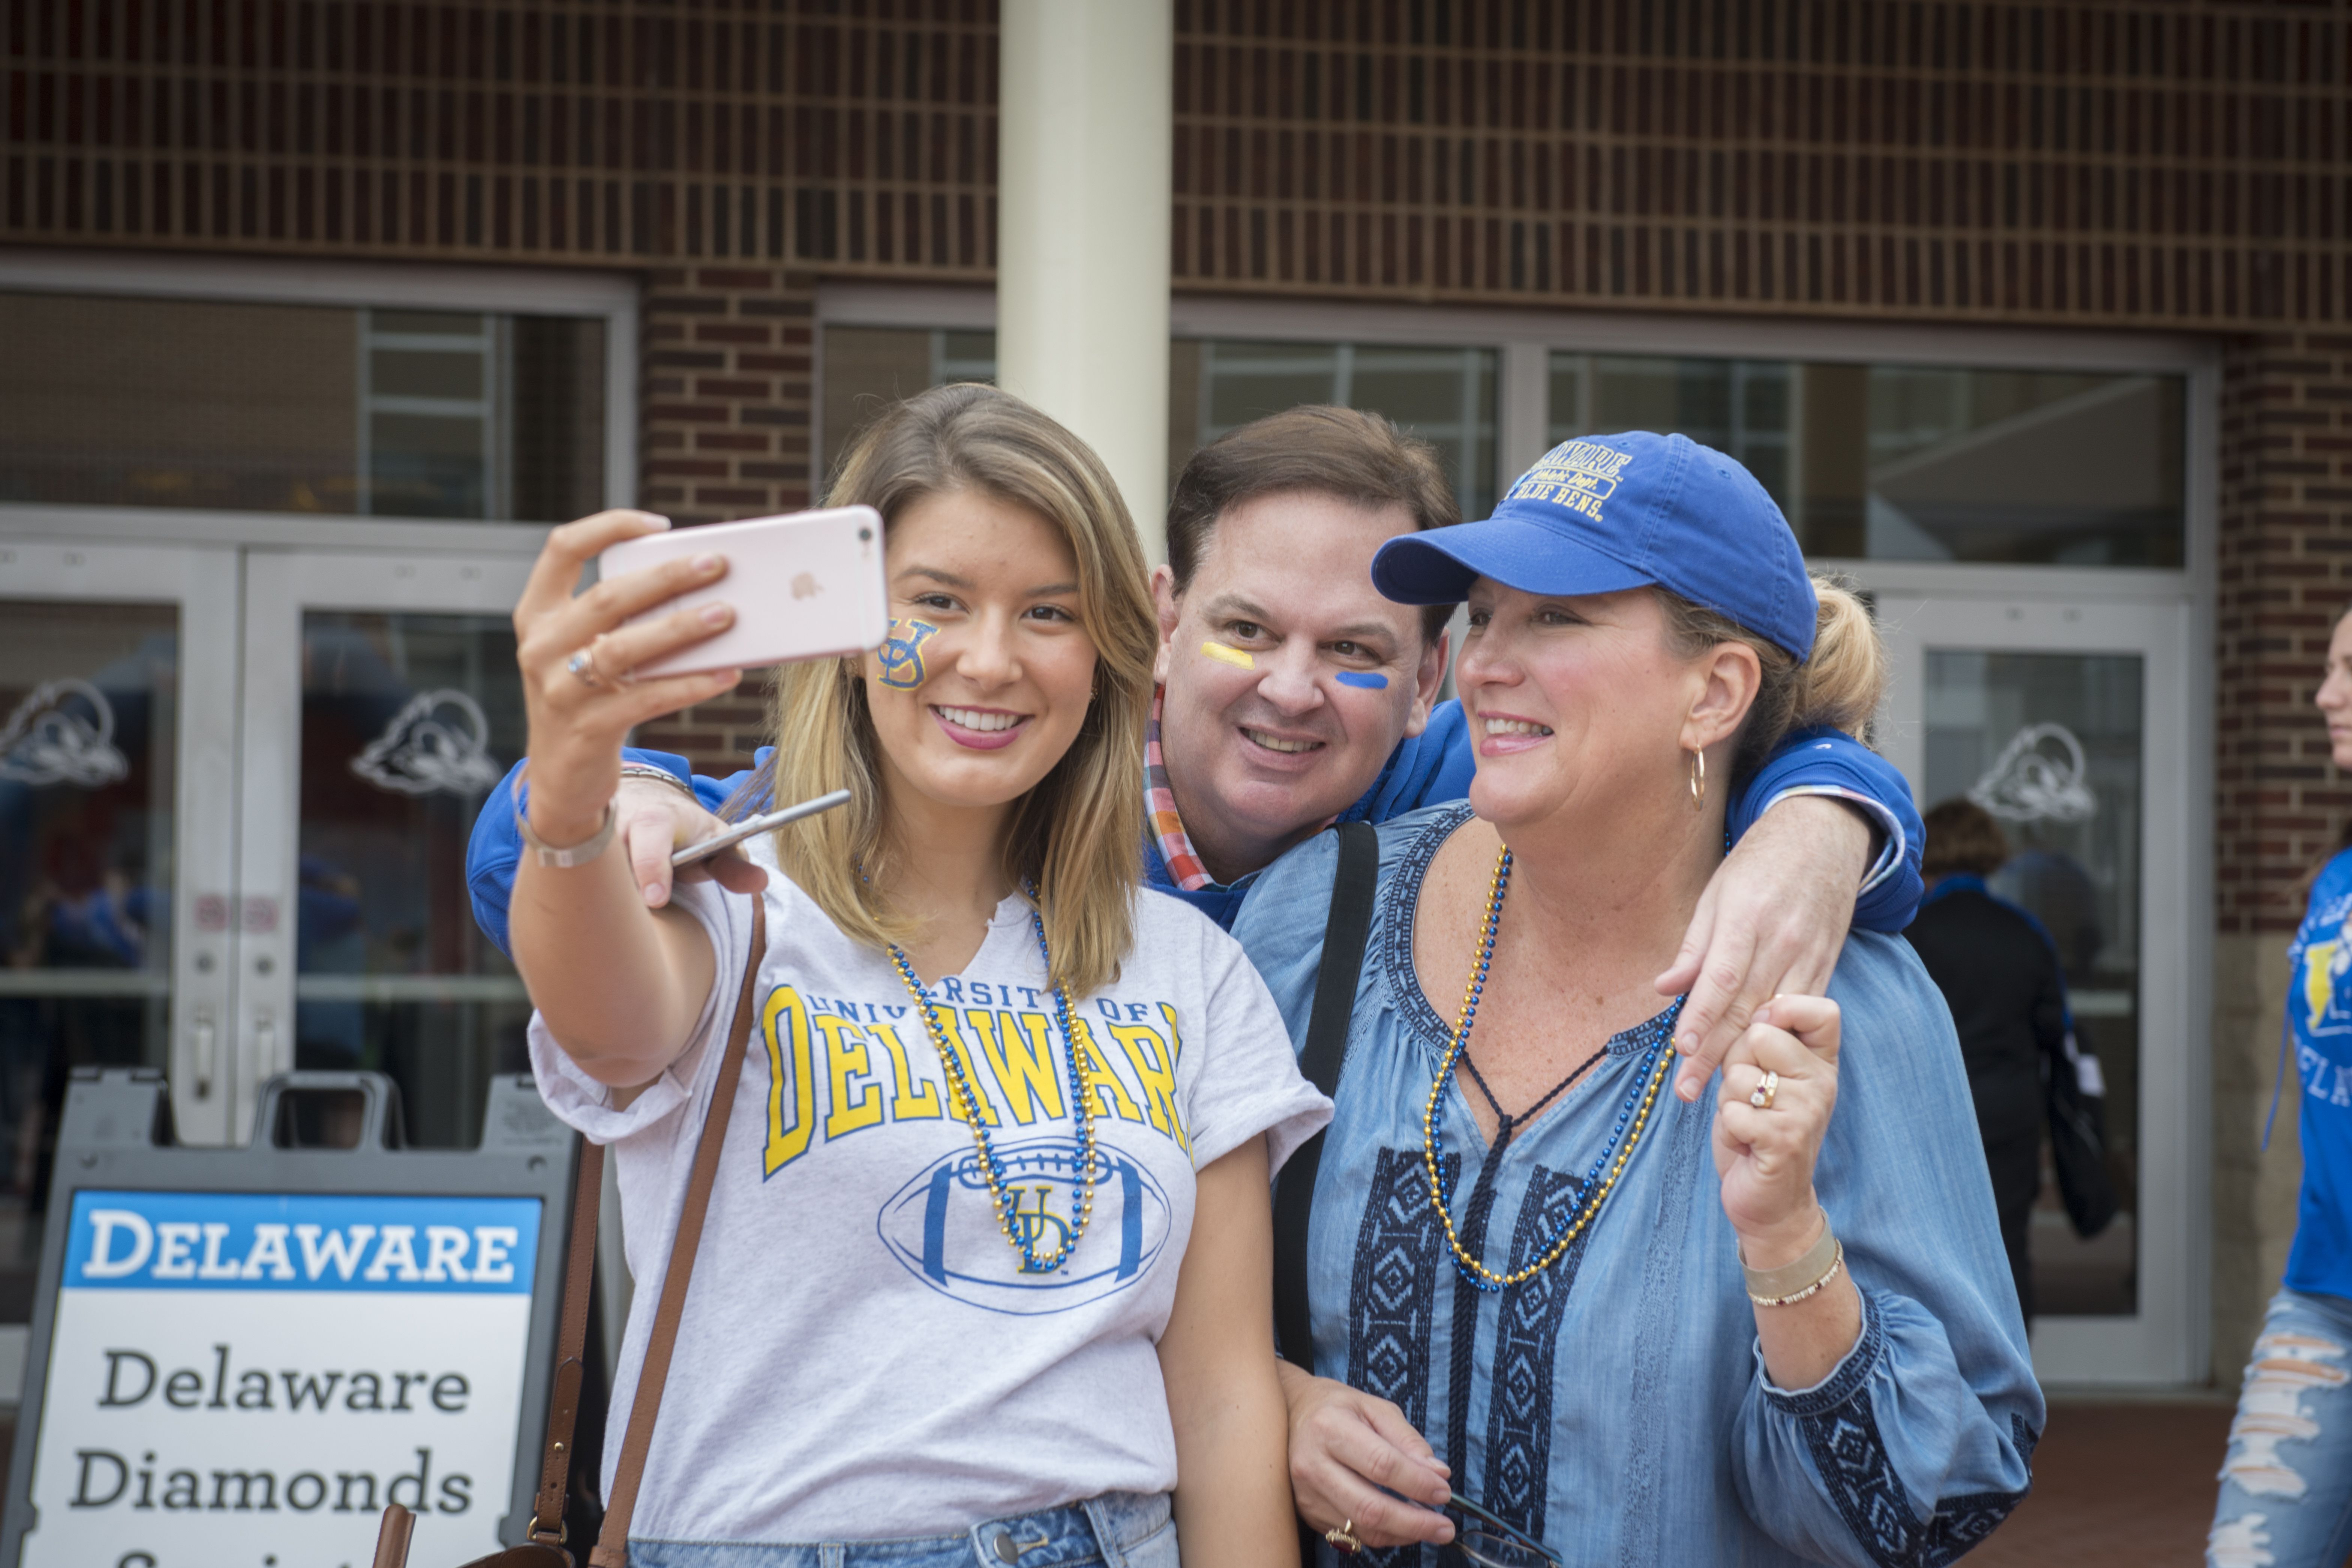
[1658,573,1888,783]
[1792,578,1888,740]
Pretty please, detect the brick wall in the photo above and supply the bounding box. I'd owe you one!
[2212,327,2352,1380]
[2216,330,2352,938]
[632,264,814,779]
[10,1,2349,336]
[639,266,817,527]
[633,677,775,785]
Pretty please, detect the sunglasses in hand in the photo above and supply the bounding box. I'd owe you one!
[1442,1493,1562,1568]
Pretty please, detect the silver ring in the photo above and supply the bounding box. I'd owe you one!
[566,648,602,688]
[1750,1069,1779,1110]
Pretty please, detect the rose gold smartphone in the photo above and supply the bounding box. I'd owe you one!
[599,505,888,677]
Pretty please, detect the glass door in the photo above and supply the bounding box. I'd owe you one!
[236,549,537,1148]
[1876,593,2197,1383]
[0,540,241,1321]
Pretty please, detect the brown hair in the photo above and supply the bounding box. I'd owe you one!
[1657,573,1888,786]
[1922,797,2012,880]
[1164,404,1460,641]
[2311,601,2352,890]
[726,383,1156,999]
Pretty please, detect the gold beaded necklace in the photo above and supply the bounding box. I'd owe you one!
[1420,846,1682,1292]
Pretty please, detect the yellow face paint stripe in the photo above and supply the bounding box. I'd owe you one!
[1201,641,1256,669]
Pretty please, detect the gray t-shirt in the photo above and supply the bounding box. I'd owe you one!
[528,838,1330,1542]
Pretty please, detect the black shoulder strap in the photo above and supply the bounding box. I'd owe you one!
[1275,820,1380,1370]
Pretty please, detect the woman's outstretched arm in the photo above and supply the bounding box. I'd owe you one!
[1157,1134,1299,1568]
[507,509,746,1086]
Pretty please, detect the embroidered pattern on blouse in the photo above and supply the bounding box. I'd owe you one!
[1346,1146,1453,1568]
[1799,1385,2033,1568]
[1482,1166,1589,1541]
[1376,803,1479,1053]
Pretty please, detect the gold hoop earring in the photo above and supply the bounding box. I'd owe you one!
[1689,748,1706,812]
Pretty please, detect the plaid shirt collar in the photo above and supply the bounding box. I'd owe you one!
[1144,684,1213,890]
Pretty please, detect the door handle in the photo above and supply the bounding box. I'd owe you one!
[189,1005,217,1098]
[254,1007,277,1074]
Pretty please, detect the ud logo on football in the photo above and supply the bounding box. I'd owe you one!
[877,1137,1172,1315]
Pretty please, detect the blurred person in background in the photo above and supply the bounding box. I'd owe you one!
[1904,797,2080,1327]
[2210,604,2352,1567]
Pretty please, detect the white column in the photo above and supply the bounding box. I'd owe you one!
[996,0,1174,561]
[1498,340,1553,486]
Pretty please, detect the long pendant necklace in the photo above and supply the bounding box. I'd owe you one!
[1422,847,1682,1292]
[883,884,1098,1274]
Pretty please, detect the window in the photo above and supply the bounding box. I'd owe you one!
[1551,354,2186,567]
[1173,341,1498,519]
[820,327,998,484]
[0,292,608,522]
[820,324,1500,519]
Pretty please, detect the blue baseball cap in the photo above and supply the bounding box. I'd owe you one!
[1370,431,1817,662]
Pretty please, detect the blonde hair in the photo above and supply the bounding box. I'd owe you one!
[724,383,1156,998]
[1657,574,1887,783]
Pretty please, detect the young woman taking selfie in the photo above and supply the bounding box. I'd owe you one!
[505,384,1327,1566]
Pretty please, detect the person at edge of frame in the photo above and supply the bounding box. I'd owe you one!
[507,383,1330,1562]
[2208,602,2352,1568]
[467,404,1929,1108]
[1245,430,2039,1565]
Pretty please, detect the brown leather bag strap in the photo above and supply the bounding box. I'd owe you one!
[589,899,767,1568]
[527,1130,604,1544]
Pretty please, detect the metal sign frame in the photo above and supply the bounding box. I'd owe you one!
[0,1067,580,1564]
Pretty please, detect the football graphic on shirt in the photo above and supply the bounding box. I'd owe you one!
[876,1137,1173,1315]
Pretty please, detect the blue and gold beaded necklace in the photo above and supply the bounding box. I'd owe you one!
[873,871,1100,1274]
[1422,846,1682,1292]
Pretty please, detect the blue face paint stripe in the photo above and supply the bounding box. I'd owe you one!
[1336,670,1390,689]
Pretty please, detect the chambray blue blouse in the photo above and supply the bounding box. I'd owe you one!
[1231,805,2043,1568]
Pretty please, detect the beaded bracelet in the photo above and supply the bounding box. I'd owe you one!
[1740,1209,1843,1307]
[1748,1243,1845,1308]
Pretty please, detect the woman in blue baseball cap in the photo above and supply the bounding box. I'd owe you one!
[1233,432,2041,1566]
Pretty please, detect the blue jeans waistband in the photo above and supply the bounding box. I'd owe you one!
[628,1490,1175,1568]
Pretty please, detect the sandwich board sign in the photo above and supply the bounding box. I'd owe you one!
[0,1067,581,1568]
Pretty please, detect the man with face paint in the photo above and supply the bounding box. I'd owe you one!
[464,405,1923,1089]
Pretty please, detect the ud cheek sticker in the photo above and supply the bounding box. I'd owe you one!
[878,619,939,689]
[1335,671,1390,689]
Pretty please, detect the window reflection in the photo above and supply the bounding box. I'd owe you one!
[820,327,997,485]
[1926,650,2145,1316]
[298,612,527,1146]
[1554,355,2185,567]
[1174,341,1498,520]
[0,294,606,522]
[0,601,177,1317]
[821,325,1500,521]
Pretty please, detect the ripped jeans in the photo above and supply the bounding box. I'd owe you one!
[2211,1289,2352,1566]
